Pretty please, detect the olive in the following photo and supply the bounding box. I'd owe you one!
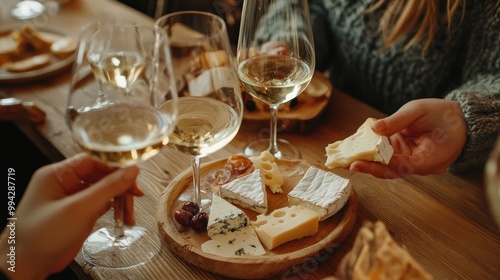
[174,209,193,227]
[182,201,200,215]
[245,100,257,111]
[191,212,208,232]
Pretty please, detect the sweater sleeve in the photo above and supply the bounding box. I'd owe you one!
[445,1,500,172]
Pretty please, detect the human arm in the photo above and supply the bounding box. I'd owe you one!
[0,154,143,280]
[443,1,500,172]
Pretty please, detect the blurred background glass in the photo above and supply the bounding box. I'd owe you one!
[486,138,500,227]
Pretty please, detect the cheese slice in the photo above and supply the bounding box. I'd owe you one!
[288,166,351,221]
[251,205,320,250]
[201,226,266,257]
[221,169,268,214]
[325,118,394,169]
[250,151,283,193]
[207,194,248,238]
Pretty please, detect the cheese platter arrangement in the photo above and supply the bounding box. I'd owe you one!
[157,153,357,279]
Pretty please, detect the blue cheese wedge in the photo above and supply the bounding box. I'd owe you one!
[220,169,268,214]
[288,166,351,221]
[201,226,266,257]
[325,118,394,169]
[207,194,248,238]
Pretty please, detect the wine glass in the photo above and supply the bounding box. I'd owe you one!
[236,0,315,159]
[66,21,178,268]
[156,11,244,210]
[486,138,500,226]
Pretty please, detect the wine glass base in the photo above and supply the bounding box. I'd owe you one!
[244,138,302,160]
[11,1,46,20]
[81,225,161,268]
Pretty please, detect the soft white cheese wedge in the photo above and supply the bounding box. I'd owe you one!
[288,166,351,221]
[207,194,248,238]
[221,169,268,214]
[325,118,394,169]
[201,226,266,257]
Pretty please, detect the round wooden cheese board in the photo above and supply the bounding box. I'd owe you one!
[157,157,357,279]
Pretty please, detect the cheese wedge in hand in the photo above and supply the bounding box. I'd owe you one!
[325,118,394,169]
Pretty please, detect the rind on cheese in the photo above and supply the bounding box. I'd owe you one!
[201,226,266,257]
[221,169,268,214]
[251,205,320,250]
[250,151,283,193]
[325,118,394,169]
[207,194,248,238]
[288,166,351,221]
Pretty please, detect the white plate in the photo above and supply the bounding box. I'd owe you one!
[0,25,76,84]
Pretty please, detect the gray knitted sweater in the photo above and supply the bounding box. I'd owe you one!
[257,0,500,172]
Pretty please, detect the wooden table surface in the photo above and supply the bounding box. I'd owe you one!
[1,0,499,279]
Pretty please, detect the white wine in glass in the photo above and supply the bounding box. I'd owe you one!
[156,11,243,210]
[237,0,315,159]
[66,21,178,268]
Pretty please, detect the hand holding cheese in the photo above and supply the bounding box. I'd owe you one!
[325,118,394,169]
[347,100,467,178]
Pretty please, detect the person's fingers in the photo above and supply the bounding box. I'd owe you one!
[72,165,140,210]
[372,103,425,137]
[49,153,116,194]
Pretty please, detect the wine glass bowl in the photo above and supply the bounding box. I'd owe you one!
[156,11,243,210]
[236,0,315,159]
[66,21,177,268]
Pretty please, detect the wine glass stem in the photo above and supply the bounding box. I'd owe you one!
[268,104,280,157]
[113,194,126,239]
[192,156,202,206]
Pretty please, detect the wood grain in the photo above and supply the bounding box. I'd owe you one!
[157,158,357,279]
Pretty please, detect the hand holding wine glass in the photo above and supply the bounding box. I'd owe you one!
[66,21,177,268]
[156,11,243,210]
[237,0,315,159]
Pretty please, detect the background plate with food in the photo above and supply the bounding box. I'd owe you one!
[0,24,77,84]
[241,71,332,133]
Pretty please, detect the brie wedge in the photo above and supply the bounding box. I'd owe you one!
[288,166,351,221]
[221,169,268,214]
[325,118,394,169]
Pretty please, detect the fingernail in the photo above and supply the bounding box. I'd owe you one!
[372,119,386,133]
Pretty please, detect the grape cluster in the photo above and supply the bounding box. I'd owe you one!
[174,202,208,232]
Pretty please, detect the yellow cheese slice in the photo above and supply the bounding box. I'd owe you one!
[251,205,320,250]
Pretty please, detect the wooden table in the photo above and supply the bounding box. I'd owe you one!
[1,0,499,279]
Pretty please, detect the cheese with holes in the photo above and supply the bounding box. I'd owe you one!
[207,194,248,238]
[288,166,351,221]
[325,118,394,169]
[251,205,320,250]
[221,169,268,214]
[250,151,283,193]
[201,226,266,257]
